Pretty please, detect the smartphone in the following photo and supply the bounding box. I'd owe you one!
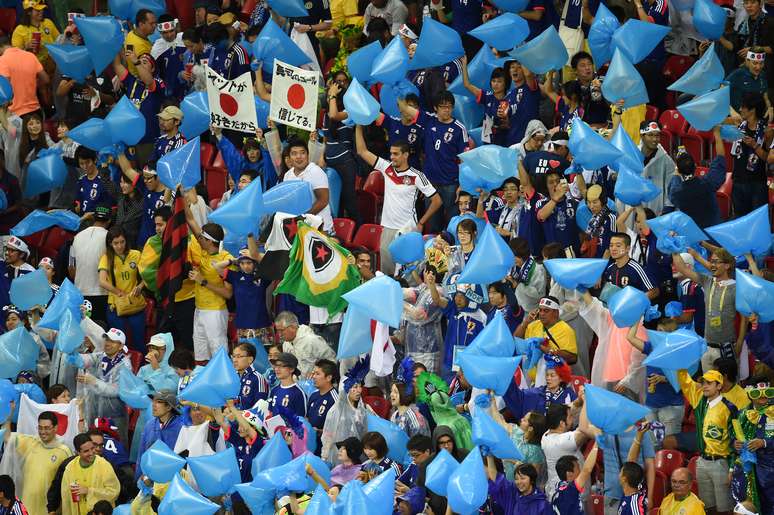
[126,44,134,52]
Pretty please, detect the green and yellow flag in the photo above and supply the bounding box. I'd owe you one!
[274,222,361,314]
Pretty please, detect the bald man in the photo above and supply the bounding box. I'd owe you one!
[659,468,706,515]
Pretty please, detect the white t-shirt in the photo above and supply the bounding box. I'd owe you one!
[69,226,108,296]
[374,157,436,230]
[542,430,584,499]
[283,163,333,232]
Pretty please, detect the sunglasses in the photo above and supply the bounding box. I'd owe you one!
[748,388,774,400]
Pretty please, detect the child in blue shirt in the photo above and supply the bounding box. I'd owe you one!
[224,254,271,340]
[268,353,308,417]
[552,443,598,515]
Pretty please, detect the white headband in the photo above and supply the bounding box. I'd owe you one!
[539,297,560,310]
[747,51,765,62]
[200,230,219,243]
[157,19,178,32]
[734,503,759,515]
[640,121,661,134]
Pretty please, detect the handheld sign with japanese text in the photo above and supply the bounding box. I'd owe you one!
[205,66,258,134]
[269,59,319,131]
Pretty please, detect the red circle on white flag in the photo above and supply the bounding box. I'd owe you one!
[287,84,305,109]
[219,93,239,116]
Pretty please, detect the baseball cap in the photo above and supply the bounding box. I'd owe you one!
[23,0,46,10]
[272,352,299,370]
[103,328,127,345]
[336,437,364,464]
[94,204,112,221]
[701,370,724,385]
[5,236,29,255]
[148,333,171,348]
[152,389,178,408]
[157,105,184,121]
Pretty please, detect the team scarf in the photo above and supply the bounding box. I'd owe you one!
[100,348,128,376]
[517,256,536,284]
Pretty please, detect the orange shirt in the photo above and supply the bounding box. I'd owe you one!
[0,47,43,116]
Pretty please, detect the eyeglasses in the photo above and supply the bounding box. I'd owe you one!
[231,354,249,359]
[748,388,774,399]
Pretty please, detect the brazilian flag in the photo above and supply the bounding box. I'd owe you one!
[274,222,361,314]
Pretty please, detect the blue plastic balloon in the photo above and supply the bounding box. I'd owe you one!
[119,368,152,409]
[425,449,459,496]
[408,18,465,71]
[610,126,645,173]
[157,137,201,191]
[38,279,83,330]
[0,327,37,378]
[108,0,132,20]
[388,231,425,265]
[158,473,219,515]
[140,439,186,483]
[347,41,382,85]
[371,37,409,84]
[459,163,502,193]
[9,383,46,424]
[469,13,529,51]
[235,482,277,515]
[514,337,544,370]
[261,181,315,216]
[367,413,410,462]
[180,92,210,139]
[585,384,651,434]
[324,167,342,217]
[667,44,724,96]
[735,270,774,322]
[362,468,395,515]
[611,20,671,64]
[266,0,308,16]
[179,347,240,407]
[452,94,484,130]
[129,0,166,19]
[677,86,730,131]
[337,305,373,359]
[11,209,79,236]
[105,96,146,146]
[458,145,518,189]
[74,16,124,75]
[447,446,488,515]
[614,168,661,206]
[55,309,85,354]
[254,96,271,129]
[25,148,67,197]
[255,453,330,493]
[466,311,515,357]
[187,447,241,496]
[209,177,264,236]
[720,124,744,142]
[9,268,52,310]
[379,80,419,118]
[490,0,528,11]
[457,352,521,395]
[508,26,568,74]
[457,223,514,285]
[252,19,311,73]
[472,409,524,460]
[602,50,649,108]
[693,0,726,40]
[642,328,707,384]
[305,485,333,515]
[0,380,15,423]
[343,274,403,327]
[0,76,13,105]
[69,118,113,151]
[647,211,707,253]
[46,44,93,83]
[705,204,770,256]
[449,45,507,98]
[569,117,622,170]
[588,3,620,65]
[608,286,650,328]
[468,126,483,147]
[343,79,380,125]
[337,479,370,515]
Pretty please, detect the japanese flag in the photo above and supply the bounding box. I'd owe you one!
[17,394,80,450]
[269,59,319,132]
[205,66,258,134]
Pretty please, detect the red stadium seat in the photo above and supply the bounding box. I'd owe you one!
[363,395,390,419]
[680,132,705,163]
[659,110,689,137]
[590,495,604,515]
[356,190,379,224]
[352,224,383,254]
[200,142,217,168]
[645,105,659,122]
[652,470,668,508]
[0,8,16,36]
[363,170,385,198]
[659,129,675,154]
[694,166,708,177]
[655,449,684,478]
[687,455,698,478]
[206,168,228,203]
[210,151,226,170]
[127,350,143,373]
[716,190,731,220]
[333,218,356,245]
[663,55,695,84]
[571,375,587,393]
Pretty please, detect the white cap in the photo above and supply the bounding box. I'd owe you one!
[103,328,126,345]
[6,236,29,255]
[147,333,169,348]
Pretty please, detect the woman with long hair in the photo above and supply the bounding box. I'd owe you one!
[98,227,147,352]
[19,112,53,201]
[115,174,143,248]
[11,0,59,71]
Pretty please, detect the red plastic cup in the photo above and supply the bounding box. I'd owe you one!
[31,32,41,53]
[70,483,80,503]
[185,63,193,74]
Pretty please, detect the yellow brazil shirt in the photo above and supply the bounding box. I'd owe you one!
[11,19,60,64]
[525,319,578,356]
[659,492,706,515]
[724,383,751,411]
[124,30,152,77]
[187,236,234,311]
[98,249,142,307]
[679,369,737,457]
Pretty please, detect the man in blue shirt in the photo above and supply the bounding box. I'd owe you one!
[231,341,269,410]
[116,152,170,247]
[307,359,339,455]
[552,442,599,515]
[113,51,166,149]
[505,60,540,144]
[151,106,186,163]
[268,353,308,417]
[598,422,655,514]
[75,147,119,219]
[376,93,423,169]
[603,232,659,300]
[521,132,571,196]
[205,22,251,80]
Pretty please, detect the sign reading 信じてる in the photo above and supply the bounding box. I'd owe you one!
[269,59,319,132]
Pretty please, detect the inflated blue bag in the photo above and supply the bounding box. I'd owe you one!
[693,0,726,40]
[647,211,707,253]
[325,167,342,217]
[362,468,396,515]
[179,347,240,407]
[585,384,650,434]
[187,447,241,496]
[508,26,567,74]
[458,145,518,189]
[157,137,201,190]
[608,286,650,328]
[408,18,464,71]
[514,337,544,370]
[602,50,649,108]
[261,181,315,215]
[371,37,409,84]
[379,79,418,118]
[568,117,622,170]
[453,93,485,130]
[69,118,113,151]
[466,311,515,357]
[108,0,132,20]
[266,0,308,17]
[588,3,620,65]
[388,231,425,264]
[105,96,146,146]
[472,409,524,460]
[9,268,51,311]
[468,127,483,147]
[11,209,79,236]
[24,148,67,197]
[705,204,770,256]
[347,41,382,85]
[0,76,11,106]
[457,223,514,285]
[129,0,165,19]
[343,79,380,125]
[720,124,744,142]
[252,19,311,72]
[38,278,83,330]
[254,96,271,129]
[677,86,730,131]
[0,328,44,378]
[251,432,292,477]
[425,449,459,496]
[614,168,661,206]
[140,439,186,483]
[447,447,488,515]
[234,482,275,515]
[544,258,610,290]
[490,0,528,11]
[611,20,671,64]
[119,368,151,409]
[180,92,210,139]
[158,473,218,515]
[449,45,507,98]
[735,270,774,322]
[469,13,529,51]
[209,178,264,236]
[305,485,333,515]
[643,328,707,390]
[667,44,724,96]
[343,274,403,327]
[610,126,645,173]
[458,156,508,192]
[367,414,410,462]
[337,306,373,360]
[74,16,124,74]
[46,44,93,83]
[54,309,85,354]
[457,352,521,395]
